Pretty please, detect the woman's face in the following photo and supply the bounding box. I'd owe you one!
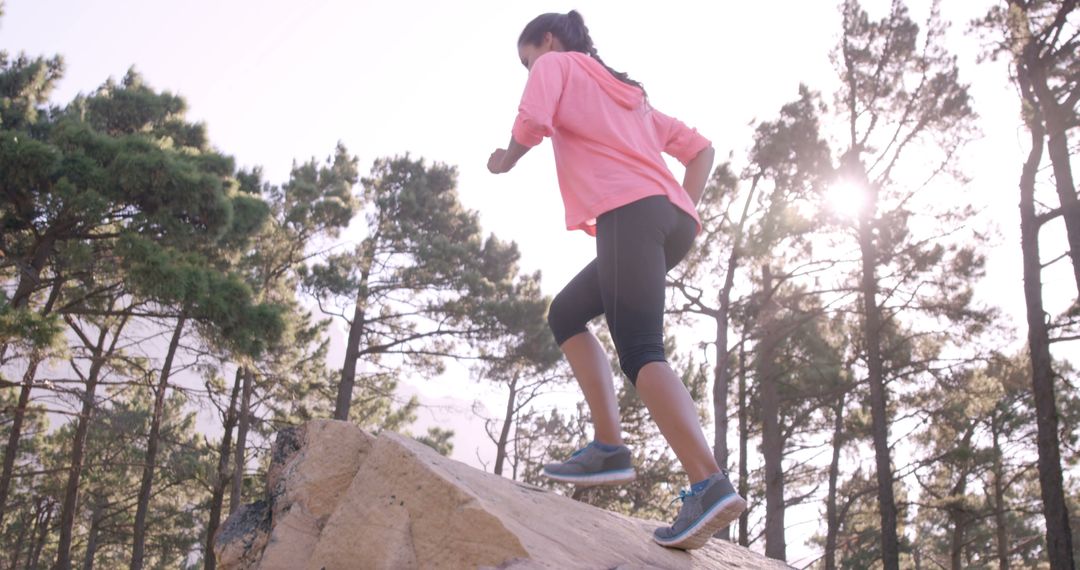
[518,31,562,70]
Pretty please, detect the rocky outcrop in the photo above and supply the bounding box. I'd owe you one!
[215,419,789,570]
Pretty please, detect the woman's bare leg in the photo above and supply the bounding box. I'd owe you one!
[560,331,623,446]
[635,361,721,482]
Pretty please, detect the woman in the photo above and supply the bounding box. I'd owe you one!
[487,11,746,550]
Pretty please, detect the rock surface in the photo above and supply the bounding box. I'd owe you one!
[215,419,790,570]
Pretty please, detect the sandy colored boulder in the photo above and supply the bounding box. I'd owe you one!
[216,420,790,570]
[215,420,374,569]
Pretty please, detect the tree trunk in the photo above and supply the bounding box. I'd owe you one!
[0,279,63,523]
[758,266,786,561]
[0,231,58,365]
[130,314,187,570]
[335,296,365,421]
[0,356,43,525]
[511,414,522,481]
[825,392,846,570]
[53,314,124,570]
[30,499,55,570]
[991,416,1009,570]
[711,315,732,543]
[1025,40,1080,298]
[7,232,58,312]
[737,340,750,548]
[9,502,32,570]
[82,497,105,570]
[1018,93,1076,570]
[494,376,518,477]
[712,172,758,520]
[852,151,900,570]
[205,368,243,570]
[230,367,254,515]
[948,431,974,570]
[334,244,375,421]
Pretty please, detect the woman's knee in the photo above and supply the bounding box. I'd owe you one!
[547,294,586,347]
[614,333,667,386]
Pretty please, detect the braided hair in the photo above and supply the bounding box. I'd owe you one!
[518,10,646,96]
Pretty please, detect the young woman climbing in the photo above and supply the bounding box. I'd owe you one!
[487,11,747,550]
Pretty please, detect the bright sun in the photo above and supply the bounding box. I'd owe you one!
[825,182,867,220]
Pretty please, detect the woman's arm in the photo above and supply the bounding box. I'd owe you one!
[682,145,715,204]
[487,136,532,174]
[490,54,566,175]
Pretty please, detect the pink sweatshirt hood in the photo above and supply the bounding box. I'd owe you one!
[560,51,644,109]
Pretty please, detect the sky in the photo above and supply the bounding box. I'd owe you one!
[2,0,1073,565]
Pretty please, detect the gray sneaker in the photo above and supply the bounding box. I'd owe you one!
[541,441,637,486]
[653,471,747,550]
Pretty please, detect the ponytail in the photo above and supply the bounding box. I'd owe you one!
[518,10,646,96]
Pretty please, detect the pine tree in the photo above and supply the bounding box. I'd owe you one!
[0,367,58,569]
[302,156,521,423]
[667,85,831,545]
[981,1,1080,297]
[834,2,978,566]
[30,382,209,570]
[52,293,131,570]
[468,249,564,477]
[975,3,1080,566]
[0,60,285,570]
[216,150,357,528]
[907,351,1078,568]
[0,49,67,525]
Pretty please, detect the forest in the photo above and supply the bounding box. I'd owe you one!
[1,0,1078,569]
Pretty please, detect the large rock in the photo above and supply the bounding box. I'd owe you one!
[215,419,789,570]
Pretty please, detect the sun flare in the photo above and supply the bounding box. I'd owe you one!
[825,182,867,220]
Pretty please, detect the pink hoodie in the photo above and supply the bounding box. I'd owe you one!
[511,51,709,236]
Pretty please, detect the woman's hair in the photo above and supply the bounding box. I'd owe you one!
[518,10,645,95]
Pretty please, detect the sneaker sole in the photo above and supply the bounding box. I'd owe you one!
[653,493,747,550]
[541,467,637,486]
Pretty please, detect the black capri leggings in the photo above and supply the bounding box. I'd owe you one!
[547,194,698,385]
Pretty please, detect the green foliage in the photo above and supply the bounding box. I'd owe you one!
[473,269,562,376]
[0,385,209,569]
[1,64,285,360]
[116,234,285,356]
[372,392,420,433]
[0,292,63,352]
[0,45,295,570]
[84,70,190,139]
[906,353,1057,567]
[745,85,832,254]
[66,388,207,569]
[229,151,359,430]
[303,154,528,422]
[0,382,55,551]
[469,261,566,480]
[257,306,336,425]
[415,426,455,457]
[275,143,359,236]
[0,51,63,130]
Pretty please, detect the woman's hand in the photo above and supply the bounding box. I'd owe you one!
[488,148,512,174]
[488,137,531,174]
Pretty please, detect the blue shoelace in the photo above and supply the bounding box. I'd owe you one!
[668,488,695,507]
